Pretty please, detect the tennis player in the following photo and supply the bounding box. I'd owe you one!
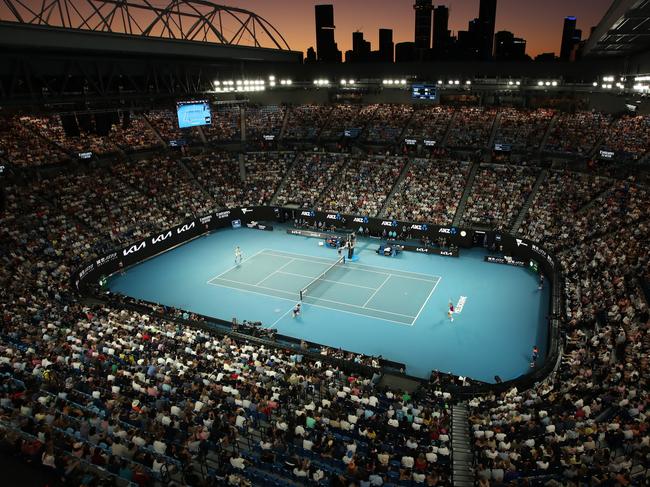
[234,246,243,265]
[447,301,455,322]
[292,303,301,318]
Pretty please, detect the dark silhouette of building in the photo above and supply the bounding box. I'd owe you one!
[413,0,433,50]
[347,31,371,63]
[433,6,450,58]
[478,0,497,60]
[535,52,557,62]
[456,18,481,60]
[395,42,416,62]
[315,4,341,63]
[379,28,394,63]
[305,47,317,63]
[560,16,580,61]
[494,31,526,61]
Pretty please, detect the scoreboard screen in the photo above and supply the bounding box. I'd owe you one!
[411,84,438,101]
[176,100,212,128]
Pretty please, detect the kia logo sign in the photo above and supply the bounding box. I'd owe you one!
[151,231,172,245]
[123,241,146,256]
[415,247,429,253]
[440,250,454,256]
[176,222,196,234]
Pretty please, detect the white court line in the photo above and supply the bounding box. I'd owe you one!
[206,248,269,283]
[206,280,414,326]
[211,276,416,319]
[269,304,298,328]
[362,274,391,307]
[275,271,377,291]
[411,276,442,326]
[263,248,442,282]
[255,258,295,286]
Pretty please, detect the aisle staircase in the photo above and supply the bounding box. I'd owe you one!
[278,106,291,140]
[538,112,559,152]
[452,161,480,226]
[440,111,459,149]
[451,403,474,487]
[510,168,548,234]
[270,152,301,205]
[378,158,414,217]
[487,110,502,150]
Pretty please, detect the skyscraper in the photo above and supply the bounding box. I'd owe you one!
[413,0,433,50]
[379,28,394,63]
[350,31,371,63]
[315,4,341,63]
[478,0,497,60]
[560,16,578,61]
[433,6,450,58]
[494,31,526,61]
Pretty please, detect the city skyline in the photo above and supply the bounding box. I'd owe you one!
[222,0,612,58]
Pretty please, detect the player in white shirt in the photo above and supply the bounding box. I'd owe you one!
[234,246,243,265]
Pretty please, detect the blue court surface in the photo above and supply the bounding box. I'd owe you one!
[108,226,550,382]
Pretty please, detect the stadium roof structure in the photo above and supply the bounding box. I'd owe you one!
[0,0,302,63]
[583,0,650,57]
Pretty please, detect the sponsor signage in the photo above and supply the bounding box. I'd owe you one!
[216,210,231,219]
[263,135,276,141]
[78,151,93,160]
[410,224,428,231]
[326,213,341,220]
[484,255,526,267]
[531,244,555,268]
[151,231,172,245]
[599,149,615,160]
[404,138,417,146]
[200,215,213,225]
[402,244,458,257]
[424,140,436,147]
[381,220,398,227]
[241,208,253,215]
[439,227,457,235]
[123,241,146,256]
[176,222,196,234]
[79,263,95,280]
[494,143,512,152]
[300,210,315,217]
[96,252,118,267]
[353,216,369,224]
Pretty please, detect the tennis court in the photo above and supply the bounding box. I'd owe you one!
[207,249,441,325]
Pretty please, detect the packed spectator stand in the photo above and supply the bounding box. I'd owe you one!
[0,102,649,486]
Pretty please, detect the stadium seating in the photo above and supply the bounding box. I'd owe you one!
[0,104,649,486]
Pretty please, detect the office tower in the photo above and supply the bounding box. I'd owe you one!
[413,0,433,50]
[395,42,416,62]
[315,4,341,63]
[560,16,577,61]
[478,0,497,60]
[379,28,394,63]
[494,30,526,61]
[433,5,450,58]
[350,31,371,62]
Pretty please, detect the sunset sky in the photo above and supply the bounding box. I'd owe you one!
[224,0,612,57]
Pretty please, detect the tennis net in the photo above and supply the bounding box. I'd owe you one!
[299,256,345,301]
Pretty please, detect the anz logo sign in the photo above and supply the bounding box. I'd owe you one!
[300,210,315,217]
[381,220,398,227]
[326,214,340,220]
[151,231,172,245]
[123,241,146,256]
[353,216,369,224]
[176,222,196,234]
[410,224,428,231]
[438,227,458,235]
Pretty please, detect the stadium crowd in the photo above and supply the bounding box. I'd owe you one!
[0,103,649,487]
